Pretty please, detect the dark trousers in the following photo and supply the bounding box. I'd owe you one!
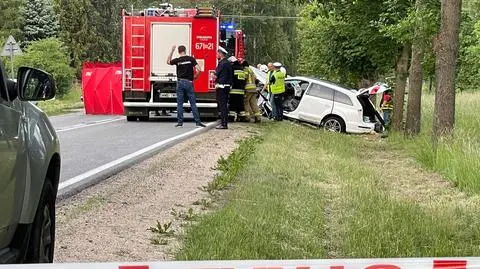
[228,93,245,114]
[273,93,284,121]
[216,86,230,127]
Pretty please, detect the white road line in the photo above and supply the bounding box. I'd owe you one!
[56,118,125,133]
[58,122,217,191]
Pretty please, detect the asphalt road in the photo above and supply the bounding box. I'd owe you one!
[50,112,204,182]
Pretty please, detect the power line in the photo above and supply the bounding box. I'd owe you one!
[221,15,300,20]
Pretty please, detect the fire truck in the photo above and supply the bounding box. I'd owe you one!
[122,3,245,121]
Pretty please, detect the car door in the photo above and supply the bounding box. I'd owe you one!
[297,82,334,125]
[0,65,24,249]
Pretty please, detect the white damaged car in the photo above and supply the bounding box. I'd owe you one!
[252,68,386,134]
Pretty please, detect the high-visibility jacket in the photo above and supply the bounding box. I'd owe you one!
[381,93,394,110]
[265,70,273,92]
[244,67,257,92]
[231,64,246,95]
[270,70,285,94]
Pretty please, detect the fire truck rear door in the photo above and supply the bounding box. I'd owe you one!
[151,24,192,77]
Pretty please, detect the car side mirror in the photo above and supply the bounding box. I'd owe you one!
[16,67,56,101]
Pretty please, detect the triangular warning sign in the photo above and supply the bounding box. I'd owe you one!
[1,36,22,57]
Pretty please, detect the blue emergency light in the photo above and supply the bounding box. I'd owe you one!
[220,22,235,30]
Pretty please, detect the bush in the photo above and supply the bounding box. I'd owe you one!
[14,38,75,97]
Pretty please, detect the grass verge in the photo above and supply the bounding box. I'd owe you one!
[37,83,84,116]
[176,122,480,260]
[203,136,261,195]
[389,93,480,194]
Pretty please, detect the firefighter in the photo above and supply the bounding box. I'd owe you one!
[228,56,247,122]
[269,62,286,121]
[213,46,232,129]
[380,89,394,127]
[242,60,261,123]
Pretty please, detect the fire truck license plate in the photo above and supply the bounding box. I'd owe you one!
[160,93,177,98]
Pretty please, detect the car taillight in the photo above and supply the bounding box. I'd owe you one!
[125,69,132,89]
[208,70,216,90]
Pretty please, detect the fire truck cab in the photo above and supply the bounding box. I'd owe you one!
[122,4,244,121]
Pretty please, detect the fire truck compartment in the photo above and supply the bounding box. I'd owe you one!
[151,23,192,77]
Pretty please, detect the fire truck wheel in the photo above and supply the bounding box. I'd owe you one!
[126,116,137,122]
[138,116,149,122]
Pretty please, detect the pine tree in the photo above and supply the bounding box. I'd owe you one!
[22,0,59,42]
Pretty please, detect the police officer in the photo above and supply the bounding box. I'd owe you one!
[214,47,233,129]
[269,62,286,121]
[228,56,247,122]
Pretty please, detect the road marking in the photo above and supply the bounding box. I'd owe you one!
[58,122,217,191]
[56,118,125,133]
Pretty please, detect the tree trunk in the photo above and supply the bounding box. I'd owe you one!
[391,44,410,131]
[405,42,425,136]
[429,76,433,93]
[433,0,462,139]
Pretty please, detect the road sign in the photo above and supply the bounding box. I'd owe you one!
[1,35,22,56]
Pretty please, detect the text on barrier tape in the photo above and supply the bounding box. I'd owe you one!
[0,258,476,269]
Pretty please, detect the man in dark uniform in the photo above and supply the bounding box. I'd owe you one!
[214,47,233,129]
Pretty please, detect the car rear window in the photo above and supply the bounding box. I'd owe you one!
[334,91,353,106]
[307,83,334,101]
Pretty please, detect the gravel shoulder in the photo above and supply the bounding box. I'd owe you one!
[54,124,255,263]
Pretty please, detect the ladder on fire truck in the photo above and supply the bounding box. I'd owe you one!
[129,15,147,91]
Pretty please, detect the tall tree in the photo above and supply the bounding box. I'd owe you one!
[0,0,24,44]
[391,44,410,131]
[405,0,428,135]
[298,1,400,87]
[433,0,462,138]
[405,40,424,135]
[57,0,103,73]
[22,0,59,42]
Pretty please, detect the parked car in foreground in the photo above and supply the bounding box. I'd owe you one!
[0,59,60,264]
[258,76,384,134]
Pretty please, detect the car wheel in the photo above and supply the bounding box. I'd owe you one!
[322,116,346,133]
[26,179,55,263]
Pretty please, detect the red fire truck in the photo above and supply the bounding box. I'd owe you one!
[122,3,245,121]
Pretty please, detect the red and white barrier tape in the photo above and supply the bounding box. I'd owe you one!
[1,258,478,269]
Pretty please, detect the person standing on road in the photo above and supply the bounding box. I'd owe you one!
[243,60,261,123]
[213,47,233,129]
[269,62,286,121]
[167,45,206,128]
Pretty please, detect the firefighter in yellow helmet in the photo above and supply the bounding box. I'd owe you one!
[242,60,261,123]
[269,62,286,121]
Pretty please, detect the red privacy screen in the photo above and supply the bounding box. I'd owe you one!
[82,62,124,115]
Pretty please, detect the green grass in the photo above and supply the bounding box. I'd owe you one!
[176,123,480,260]
[37,84,84,116]
[390,92,480,194]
